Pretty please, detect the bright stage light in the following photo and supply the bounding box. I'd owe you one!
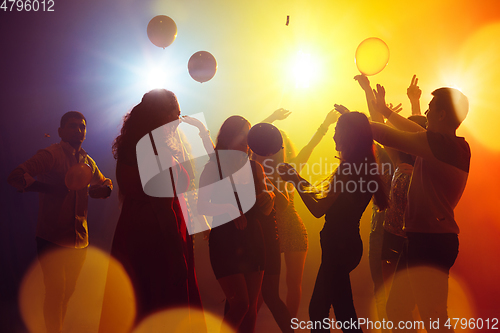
[439,22,500,151]
[292,51,318,89]
[146,66,170,90]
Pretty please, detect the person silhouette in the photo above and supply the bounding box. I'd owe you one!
[371,84,470,332]
[260,108,340,319]
[280,111,389,333]
[198,115,280,333]
[100,89,204,331]
[8,111,112,333]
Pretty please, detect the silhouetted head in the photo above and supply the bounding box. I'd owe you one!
[113,89,181,162]
[251,129,291,168]
[425,88,468,131]
[318,111,388,210]
[215,116,251,153]
[334,111,373,163]
[58,111,87,150]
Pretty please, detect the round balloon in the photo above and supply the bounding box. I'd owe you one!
[355,37,390,76]
[188,51,217,83]
[248,123,283,157]
[147,15,177,48]
[65,163,93,191]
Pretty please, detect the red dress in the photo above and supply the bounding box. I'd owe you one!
[101,155,204,329]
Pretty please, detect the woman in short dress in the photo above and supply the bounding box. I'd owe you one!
[198,115,277,333]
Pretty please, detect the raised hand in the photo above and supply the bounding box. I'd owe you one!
[322,110,340,126]
[233,215,248,230]
[272,108,292,121]
[407,74,422,115]
[407,75,422,102]
[354,74,371,92]
[181,115,206,130]
[334,104,350,115]
[372,84,392,118]
[256,191,275,214]
[89,184,112,198]
[387,103,403,114]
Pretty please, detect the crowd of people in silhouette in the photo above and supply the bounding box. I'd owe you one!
[8,73,470,333]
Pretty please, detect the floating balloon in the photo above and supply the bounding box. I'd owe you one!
[65,163,92,191]
[248,123,283,157]
[188,51,217,83]
[355,37,390,76]
[147,15,177,48]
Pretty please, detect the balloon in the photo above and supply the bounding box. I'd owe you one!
[188,51,217,83]
[147,15,177,48]
[247,123,283,157]
[65,163,92,191]
[355,37,390,76]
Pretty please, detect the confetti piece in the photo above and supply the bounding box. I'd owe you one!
[286,15,289,26]
[44,133,51,138]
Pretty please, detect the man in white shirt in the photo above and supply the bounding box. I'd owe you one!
[8,111,112,333]
[370,86,470,332]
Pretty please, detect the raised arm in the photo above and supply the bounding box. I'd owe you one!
[181,115,215,154]
[407,75,422,116]
[261,108,292,123]
[354,74,384,123]
[373,84,426,132]
[278,163,340,218]
[370,122,434,160]
[294,109,339,170]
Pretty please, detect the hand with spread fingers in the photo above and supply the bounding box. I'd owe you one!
[387,102,403,114]
[372,84,393,118]
[334,104,351,115]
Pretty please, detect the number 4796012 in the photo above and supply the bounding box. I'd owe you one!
[1,0,55,12]
[445,318,498,330]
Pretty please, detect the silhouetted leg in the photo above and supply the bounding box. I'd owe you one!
[240,271,264,333]
[369,226,389,332]
[309,262,332,333]
[284,250,307,318]
[37,239,81,333]
[386,245,416,332]
[218,274,251,333]
[309,263,362,332]
[311,234,363,333]
[329,269,363,333]
[407,233,458,332]
[39,253,64,333]
[261,273,293,333]
[61,247,87,322]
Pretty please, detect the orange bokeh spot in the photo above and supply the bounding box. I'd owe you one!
[369,265,475,333]
[133,307,233,333]
[18,246,136,333]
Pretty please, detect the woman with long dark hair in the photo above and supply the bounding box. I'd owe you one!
[100,89,204,331]
[279,111,389,333]
[259,108,340,318]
